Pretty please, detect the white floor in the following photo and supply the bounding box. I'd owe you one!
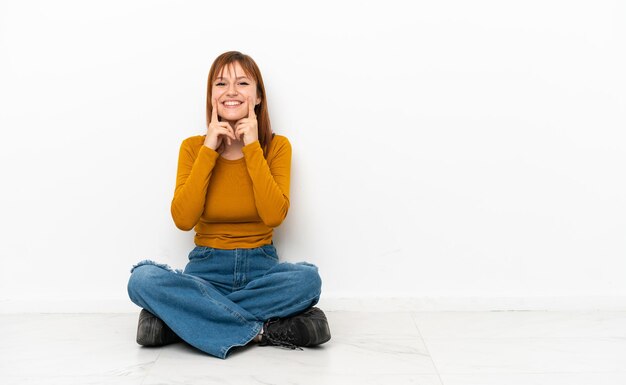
[1,311,626,385]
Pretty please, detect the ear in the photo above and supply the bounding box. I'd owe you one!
[256,96,261,105]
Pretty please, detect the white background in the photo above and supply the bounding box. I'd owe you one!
[1,0,624,311]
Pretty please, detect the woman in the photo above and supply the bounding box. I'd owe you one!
[127,51,331,359]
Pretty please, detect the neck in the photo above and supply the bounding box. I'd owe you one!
[224,119,238,128]
[227,138,244,149]
[219,137,244,155]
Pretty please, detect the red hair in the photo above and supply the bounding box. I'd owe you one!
[206,51,273,157]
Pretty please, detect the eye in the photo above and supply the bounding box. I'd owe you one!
[239,82,249,85]
[215,82,225,86]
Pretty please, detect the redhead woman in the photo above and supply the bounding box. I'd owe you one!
[127,51,331,359]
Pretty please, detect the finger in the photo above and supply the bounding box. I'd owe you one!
[212,98,219,122]
[221,122,237,140]
[248,96,256,119]
[233,125,239,141]
[219,129,233,146]
[237,125,248,141]
[228,123,237,140]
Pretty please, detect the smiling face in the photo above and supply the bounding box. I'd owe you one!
[212,61,261,122]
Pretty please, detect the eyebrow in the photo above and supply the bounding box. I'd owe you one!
[215,76,250,80]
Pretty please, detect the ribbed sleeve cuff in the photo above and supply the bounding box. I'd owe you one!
[198,144,220,162]
[242,140,262,157]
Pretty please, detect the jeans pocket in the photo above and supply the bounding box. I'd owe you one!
[259,244,279,261]
[187,246,215,262]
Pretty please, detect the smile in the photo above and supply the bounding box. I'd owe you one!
[223,100,243,107]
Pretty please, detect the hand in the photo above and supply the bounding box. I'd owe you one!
[234,96,259,146]
[204,98,237,150]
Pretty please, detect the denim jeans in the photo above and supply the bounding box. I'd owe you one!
[127,244,322,359]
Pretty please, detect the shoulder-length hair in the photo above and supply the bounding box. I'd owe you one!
[206,51,273,157]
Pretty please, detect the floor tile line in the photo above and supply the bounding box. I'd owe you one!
[139,348,162,385]
[411,312,446,385]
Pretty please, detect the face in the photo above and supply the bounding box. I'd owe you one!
[212,61,261,122]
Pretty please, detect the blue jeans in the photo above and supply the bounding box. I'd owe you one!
[127,244,322,359]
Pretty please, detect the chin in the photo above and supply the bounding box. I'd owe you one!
[221,113,246,121]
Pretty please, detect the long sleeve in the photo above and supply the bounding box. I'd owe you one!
[241,138,291,228]
[170,139,219,231]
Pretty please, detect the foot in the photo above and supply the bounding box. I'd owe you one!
[259,307,331,350]
[136,309,182,346]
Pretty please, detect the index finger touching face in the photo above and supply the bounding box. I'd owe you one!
[212,98,219,122]
[248,96,256,118]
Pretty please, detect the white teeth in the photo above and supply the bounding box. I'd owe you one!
[224,101,242,106]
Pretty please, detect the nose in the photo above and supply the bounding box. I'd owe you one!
[226,82,238,96]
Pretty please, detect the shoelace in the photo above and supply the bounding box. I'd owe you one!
[262,319,304,351]
[264,333,304,351]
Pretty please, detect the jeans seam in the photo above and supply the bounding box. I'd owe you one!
[186,274,249,325]
[221,321,263,358]
[188,248,215,262]
[258,246,279,261]
[270,290,321,319]
[296,290,321,307]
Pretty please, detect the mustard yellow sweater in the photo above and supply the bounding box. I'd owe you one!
[170,134,291,249]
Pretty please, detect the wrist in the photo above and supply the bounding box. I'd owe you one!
[243,139,259,147]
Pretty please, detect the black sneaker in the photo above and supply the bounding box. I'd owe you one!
[136,309,182,346]
[259,307,331,350]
